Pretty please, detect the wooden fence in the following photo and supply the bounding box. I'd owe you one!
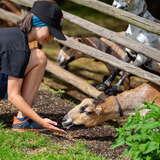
[69,0,160,35]
[0,0,160,97]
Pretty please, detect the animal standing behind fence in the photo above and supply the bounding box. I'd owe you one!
[97,0,160,95]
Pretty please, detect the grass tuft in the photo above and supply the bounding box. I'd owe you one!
[0,129,106,160]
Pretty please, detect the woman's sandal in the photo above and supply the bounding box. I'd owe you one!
[12,116,42,132]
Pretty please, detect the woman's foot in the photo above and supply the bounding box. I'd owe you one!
[12,116,42,132]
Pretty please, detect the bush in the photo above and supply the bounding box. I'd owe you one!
[112,102,160,160]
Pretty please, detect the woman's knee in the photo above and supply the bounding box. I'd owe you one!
[31,49,47,67]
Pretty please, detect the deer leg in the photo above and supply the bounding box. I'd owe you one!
[105,71,129,95]
[105,53,148,95]
[96,68,119,91]
[96,50,130,92]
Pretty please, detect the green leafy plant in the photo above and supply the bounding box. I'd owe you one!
[112,102,160,160]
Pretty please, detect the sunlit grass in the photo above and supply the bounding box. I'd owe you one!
[0,125,106,160]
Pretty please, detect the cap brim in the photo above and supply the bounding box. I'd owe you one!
[50,27,66,40]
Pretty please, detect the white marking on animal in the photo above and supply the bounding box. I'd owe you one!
[112,0,160,66]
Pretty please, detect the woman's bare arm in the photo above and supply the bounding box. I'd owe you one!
[7,76,66,133]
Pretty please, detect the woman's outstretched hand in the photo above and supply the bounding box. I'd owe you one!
[42,118,67,134]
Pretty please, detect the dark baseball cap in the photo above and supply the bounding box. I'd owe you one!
[31,1,66,40]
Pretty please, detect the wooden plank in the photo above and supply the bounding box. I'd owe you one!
[1,7,160,86]
[43,78,88,101]
[46,60,103,98]
[10,0,32,7]
[0,8,21,23]
[1,0,21,15]
[69,0,160,35]
[9,0,160,62]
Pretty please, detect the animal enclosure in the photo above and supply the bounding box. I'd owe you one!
[0,1,160,159]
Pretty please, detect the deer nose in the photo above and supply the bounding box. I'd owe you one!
[62,115,74,129]
[62,115,68,122]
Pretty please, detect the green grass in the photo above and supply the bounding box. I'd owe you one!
[0,125,106,160]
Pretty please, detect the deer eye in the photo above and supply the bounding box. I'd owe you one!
[86,111,94,116]
[80,105,88,113]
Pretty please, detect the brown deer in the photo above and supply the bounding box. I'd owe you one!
[62,83,160,129]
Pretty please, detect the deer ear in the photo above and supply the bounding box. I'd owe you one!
[95,105,103,115]
[93,93,106,105]
[81,98,94,105]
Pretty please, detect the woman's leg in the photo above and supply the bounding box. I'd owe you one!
[17,49,47,118]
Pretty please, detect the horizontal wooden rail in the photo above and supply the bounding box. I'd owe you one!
[10,0,32,7]
[1,8,160,86]
[46,60,102,98]
[69,0,160,35]
[7,1,160,63]
[0,8,21,23]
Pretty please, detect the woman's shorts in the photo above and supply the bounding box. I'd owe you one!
[0,73,8,100]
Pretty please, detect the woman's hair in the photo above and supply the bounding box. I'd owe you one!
[17,12,33,33]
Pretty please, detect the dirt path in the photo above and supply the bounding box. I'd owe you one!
[0,83,125,160]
